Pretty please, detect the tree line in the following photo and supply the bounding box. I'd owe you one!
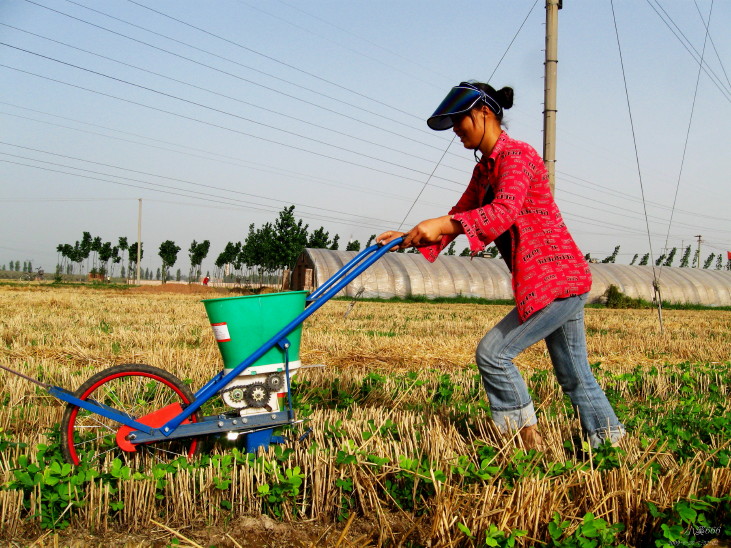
[53,206,372,284]
[47,209,731,284]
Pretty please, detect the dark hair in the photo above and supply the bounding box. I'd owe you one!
[460,81,514,122]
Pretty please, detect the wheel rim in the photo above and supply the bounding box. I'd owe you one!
[65,370,199,466]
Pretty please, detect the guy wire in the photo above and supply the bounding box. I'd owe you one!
[396,0,538,232]
[659,0,713,278]
[397,135,456,232]
[610,0,664,332]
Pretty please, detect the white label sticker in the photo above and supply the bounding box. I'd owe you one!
[211,322,231,342]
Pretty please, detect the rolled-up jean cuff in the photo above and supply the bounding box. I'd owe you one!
[588,425,626,448]
[491,402,537,432]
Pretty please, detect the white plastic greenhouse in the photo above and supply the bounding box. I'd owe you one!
[292,249,731,306]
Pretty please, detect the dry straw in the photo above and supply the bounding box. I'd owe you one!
[0,284,729,546]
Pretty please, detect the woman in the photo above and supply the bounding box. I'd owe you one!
[377,81,624,449]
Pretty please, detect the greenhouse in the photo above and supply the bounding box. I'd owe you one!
[293,249,731,306]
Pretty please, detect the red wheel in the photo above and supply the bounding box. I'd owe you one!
[60,364,201,466]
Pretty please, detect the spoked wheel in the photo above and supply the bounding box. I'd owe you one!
[60,364,202,466]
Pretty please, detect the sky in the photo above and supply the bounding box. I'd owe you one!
[1,0,729,276]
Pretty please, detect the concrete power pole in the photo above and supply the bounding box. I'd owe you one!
[136,198,142,284]
[543,0,561,195]
[694,234,702,268]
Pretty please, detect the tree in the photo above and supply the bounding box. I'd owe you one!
[445,242,456,256]
[460,247,471,256]
[111,247,121,277]
[240,223,278,283]
[679,246,691,268]
[704,253,715,269]
[630,254,638,265]
[715,254,722,270]
[272,205,309,270]
[70,241,84,274]
[485,245,499,258]
[366,234,376,248]
[98,241,114,277]
[329,234,340,250]
[216,241,242,280]
[128,242,143,280]
[692,249,699,268]
[158,240,180,284]
[655,253,666,266]
[639,253,649,266]
[176,268,181,282]
[346,240,360,251]
[80,232,92,273]
[602,245,620,264]
[91,236,103,270]
[188,239,211,283]
[662,247,677,267]
[307,227,331,249]
[118,237,129,280]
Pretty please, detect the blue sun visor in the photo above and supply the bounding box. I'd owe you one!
[427,85,485,131]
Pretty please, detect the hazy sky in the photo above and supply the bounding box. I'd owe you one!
[1,0,729,275]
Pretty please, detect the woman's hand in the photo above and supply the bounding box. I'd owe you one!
[377,216,462,249]
[404,216,462,247]
[376,230,406,247]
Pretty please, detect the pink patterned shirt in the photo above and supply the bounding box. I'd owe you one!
[419,132,592,322]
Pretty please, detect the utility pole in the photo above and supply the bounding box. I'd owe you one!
[694,234,702,268]
[543,0,561,195]
[136,198,142,284]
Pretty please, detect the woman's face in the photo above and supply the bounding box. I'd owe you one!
[452,107,487,149]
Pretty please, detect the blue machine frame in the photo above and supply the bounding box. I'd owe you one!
[49,238,404,446]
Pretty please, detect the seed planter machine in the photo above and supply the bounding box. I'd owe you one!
[2,239,403,465]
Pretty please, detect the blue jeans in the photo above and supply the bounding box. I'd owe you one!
[475,293,625,448]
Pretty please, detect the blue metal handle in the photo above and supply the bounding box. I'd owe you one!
[161,237,404,433]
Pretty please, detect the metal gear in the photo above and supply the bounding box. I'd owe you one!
[266,373,285,392]
[221,383,249,409]
[244,382,271,408]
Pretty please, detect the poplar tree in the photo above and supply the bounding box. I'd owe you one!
[679,246,691,267]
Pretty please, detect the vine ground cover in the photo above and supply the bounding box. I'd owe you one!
[0,284,729,546]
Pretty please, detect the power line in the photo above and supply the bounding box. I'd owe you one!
[645,0,731,102]
[123,0,430,123]
[0,156,399,231]
[273,0,453,84]
[557,170,731,223]
[692,0,731,90]
[239,0,446,91]
[0,140,399,225]
[0,61,468,193]
[659,0,713,278]
[0,42,471,190]
[25,0,444,144]
[0,22,468,174]
[0,107,445,209]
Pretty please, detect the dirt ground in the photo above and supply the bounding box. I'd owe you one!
[126,283,282,297]
[2,514,401,547]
